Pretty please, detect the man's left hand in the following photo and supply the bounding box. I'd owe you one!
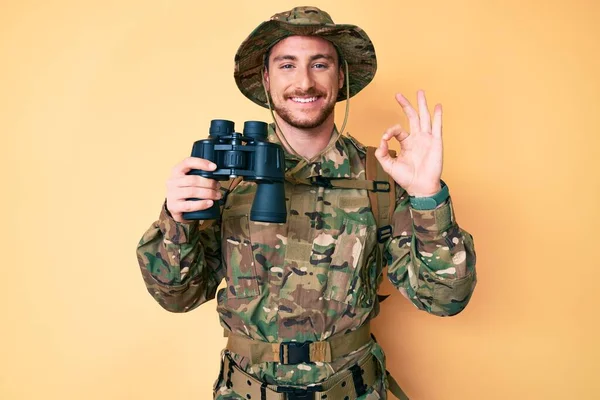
[375,90,443,197]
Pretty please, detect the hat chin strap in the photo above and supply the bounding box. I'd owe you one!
[339,60,351,136]
[261,60,351,163]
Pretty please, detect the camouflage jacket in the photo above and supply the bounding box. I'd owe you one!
[136,125,477,390]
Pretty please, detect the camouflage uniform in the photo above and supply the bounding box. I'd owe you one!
[136,125,477,399]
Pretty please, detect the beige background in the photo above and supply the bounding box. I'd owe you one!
[2,0,599,399]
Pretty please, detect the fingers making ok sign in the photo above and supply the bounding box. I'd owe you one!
[375,90,444,197]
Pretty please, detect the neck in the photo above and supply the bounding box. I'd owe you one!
[273,113,336,160]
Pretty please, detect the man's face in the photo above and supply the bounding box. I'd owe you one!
[264,36,344,130]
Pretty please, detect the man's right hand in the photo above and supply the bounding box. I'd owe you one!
[166,157,222,223]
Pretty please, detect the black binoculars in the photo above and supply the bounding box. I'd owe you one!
[182,119,287,223]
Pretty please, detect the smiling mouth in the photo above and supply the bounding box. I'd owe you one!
[289,96,319,104]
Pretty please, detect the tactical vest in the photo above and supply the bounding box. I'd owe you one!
[219,139,409,399]
[222,141,398,303]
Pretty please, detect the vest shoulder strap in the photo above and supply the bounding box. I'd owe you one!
[365,146,396,303]
[365,146,396,242]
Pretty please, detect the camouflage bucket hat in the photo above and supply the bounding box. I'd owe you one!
[234,6,377,108]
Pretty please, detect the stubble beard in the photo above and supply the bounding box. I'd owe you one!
[273,94,337,130]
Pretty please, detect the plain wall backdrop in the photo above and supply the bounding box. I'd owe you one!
[2,0,599,399]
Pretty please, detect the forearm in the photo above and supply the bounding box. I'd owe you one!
[386,191,477,316]
[136,202,224,312]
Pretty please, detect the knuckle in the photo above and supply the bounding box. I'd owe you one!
[201,189,216,200]
[183,201,197,212]
[185,187,198,199]
[171,187,186,200]
[166,201,180,213]
[182,157,195,170]
[186,175,199,186]
[198,176,216,188]
[196,176,208,186]
[167,175,181,186]
[166,188,177,200]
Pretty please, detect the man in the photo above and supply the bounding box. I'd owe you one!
[136,6,477,399]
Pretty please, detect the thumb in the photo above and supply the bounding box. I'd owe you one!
[375,140,395,174]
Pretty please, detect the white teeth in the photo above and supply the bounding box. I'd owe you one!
[291,97,318,103]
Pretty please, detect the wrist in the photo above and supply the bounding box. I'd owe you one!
[407,182,442,198]
[408,180,449,210]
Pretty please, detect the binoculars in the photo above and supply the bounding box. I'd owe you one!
[182,119,287,223]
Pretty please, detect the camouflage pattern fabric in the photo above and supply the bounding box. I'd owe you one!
[214,381,385,399]
[234,6,377,108]
[214,369,386,400]
[136,125,477,398]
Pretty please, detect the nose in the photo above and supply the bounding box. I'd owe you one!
[295,66,315,92]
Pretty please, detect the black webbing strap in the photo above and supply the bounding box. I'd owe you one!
[349,364,367,397]
[260,382,267,400]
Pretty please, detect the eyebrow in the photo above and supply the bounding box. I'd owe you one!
[272,53,336,63]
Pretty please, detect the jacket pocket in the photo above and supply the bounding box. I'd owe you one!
[222,214,260,299]
[323,218,375,305]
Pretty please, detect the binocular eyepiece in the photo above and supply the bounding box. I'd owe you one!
[182,120,287,223]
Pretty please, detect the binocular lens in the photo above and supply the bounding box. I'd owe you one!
[210,120,235,136]
[243,121,268,140]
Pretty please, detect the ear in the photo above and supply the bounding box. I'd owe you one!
[263,68,270,91]
[338,64,345,90]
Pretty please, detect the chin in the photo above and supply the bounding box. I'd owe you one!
[287,115,329,129]
[291,121,322,129]
[275,107,334,130]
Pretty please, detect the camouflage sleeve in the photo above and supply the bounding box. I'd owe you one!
[385,187,477,316]
[135,201,224,313]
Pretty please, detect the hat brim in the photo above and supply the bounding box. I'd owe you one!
[234,20,377,108]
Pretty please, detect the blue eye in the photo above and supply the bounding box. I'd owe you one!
[280,64,294,69]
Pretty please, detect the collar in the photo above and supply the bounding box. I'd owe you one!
[267,123,353,179]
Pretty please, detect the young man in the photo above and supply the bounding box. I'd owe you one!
[137,6,477,399]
